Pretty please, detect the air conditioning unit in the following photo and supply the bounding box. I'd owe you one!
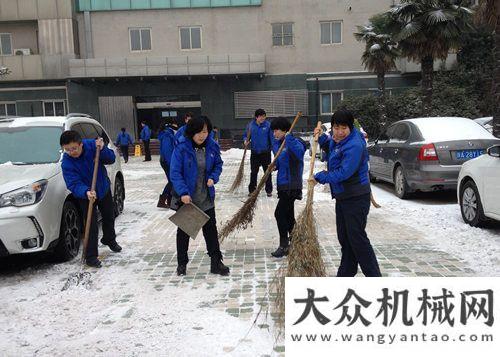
[14,48,32,55]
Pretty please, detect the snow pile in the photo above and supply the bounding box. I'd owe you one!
[221,148,245,161]
[371,185,500,276]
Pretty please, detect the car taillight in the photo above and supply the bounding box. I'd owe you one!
[418,143,438,161]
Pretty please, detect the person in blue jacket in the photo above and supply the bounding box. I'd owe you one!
[60,130,122,268]
[312,109,381,277]
[174,112,193,145]
[270,117,306,258]
[170,115,230,277]
[157,118,177,208]
[243,108,274,197]
[140,121,152,162]
[115,127,133,163]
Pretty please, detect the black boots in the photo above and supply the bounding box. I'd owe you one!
[177,259,230,276]
[271,246,288,258]
[210,258,230,276]
[177,264,187,276]
[86,257,102,268]
[157,194,169,208]
[101,239,122,252]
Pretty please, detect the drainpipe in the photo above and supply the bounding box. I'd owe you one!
[84,11,93,58]
[315,77,320,125]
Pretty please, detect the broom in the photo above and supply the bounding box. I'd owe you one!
[229,127,251,192]
[273,121,327,334]
[62,143,100,291]
[219,112,302,242]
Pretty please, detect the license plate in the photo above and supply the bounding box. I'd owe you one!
[454,149,484,160]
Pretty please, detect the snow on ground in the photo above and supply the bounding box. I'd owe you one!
[0,267,273,356]
[370,184,500,276]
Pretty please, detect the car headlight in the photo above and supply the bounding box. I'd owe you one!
[0,180,48,208]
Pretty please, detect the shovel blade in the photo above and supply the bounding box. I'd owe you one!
[169,203,210,239]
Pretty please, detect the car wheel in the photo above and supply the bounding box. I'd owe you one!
[460,180,486,227]
[54,201,81,261]
[394,166,411,199]
[114,176,125,217]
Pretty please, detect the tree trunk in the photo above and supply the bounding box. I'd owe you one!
[377,71,387,127]
[377,71,386,96]
[421,56,434,117]
[493,18,500,138]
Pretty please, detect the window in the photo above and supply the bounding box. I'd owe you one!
[378,125,396,144]
[320,92,343,115]
[0,102,16,116]
[390,124,410,143]
[320,21,342,45]
[79,123,100,139]
[129,28,151,52]
[92,123,110,144]
[43,101,66,116]
[179,26,202,50]
[272,23,293,46]
[0,33,12,55]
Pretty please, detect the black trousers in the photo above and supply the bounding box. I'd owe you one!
[274,191,297,248]
[120,145,129,163]
[176,207,223,265]
[143,140,151,161]
[160,158,172,199]
[249,151,272,194]
[78,190,117,261]
[335,193,381,277]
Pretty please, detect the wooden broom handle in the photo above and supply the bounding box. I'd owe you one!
[308,121,322,180]
[81,141,101,263]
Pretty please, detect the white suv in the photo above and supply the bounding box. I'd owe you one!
[458,144,500,226]
[0,114,125,260]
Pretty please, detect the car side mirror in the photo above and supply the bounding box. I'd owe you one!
[487,145,500,158]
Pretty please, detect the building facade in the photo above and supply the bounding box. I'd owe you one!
[1,0,430,140]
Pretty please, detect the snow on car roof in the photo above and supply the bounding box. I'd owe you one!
[0,116,67,127]
[403,117,496,142]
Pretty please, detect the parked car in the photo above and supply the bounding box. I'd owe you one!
[367,117,500,199]
[0,114,125,261]
[309,122,368,160]
[458,144,500,226]
[474,117,493,134]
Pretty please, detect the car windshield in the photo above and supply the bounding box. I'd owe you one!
[0,126,63,165]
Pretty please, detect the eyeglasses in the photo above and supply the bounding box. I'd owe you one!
[62,146,81,154]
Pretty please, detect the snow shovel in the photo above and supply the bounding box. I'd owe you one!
[62,144,100,291]
[169,203,210,239]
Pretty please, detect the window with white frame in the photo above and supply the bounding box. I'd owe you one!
[272,23,294,46]
[129,28,152,52]
[179,26,202,50]
[320,21,342,45]
[0,102,16,116]
[321,92,343,115]
[43,101,66,116]
[0,33,12,55]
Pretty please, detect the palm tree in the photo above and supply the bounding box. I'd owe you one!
[355,15,400,103]
[385,0,474,116]
[476,0,499,138]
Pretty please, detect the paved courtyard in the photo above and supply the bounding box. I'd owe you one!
[2,150,499,356]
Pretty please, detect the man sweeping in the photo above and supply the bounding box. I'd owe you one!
[312,109,381,277]
[243,109,274,197]
[270,117,306,258]
[60,131,122,268]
